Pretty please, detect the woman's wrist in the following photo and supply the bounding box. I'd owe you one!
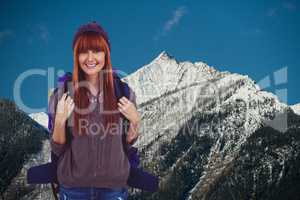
[55,115,67,126]
[130,116,140,125]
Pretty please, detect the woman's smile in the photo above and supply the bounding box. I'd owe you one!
[78,50,105,75]
[86,63,98,69]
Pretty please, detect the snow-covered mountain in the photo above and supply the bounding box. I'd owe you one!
[2,51,300,200]
[122,51,288,149]
[121,51,299,199]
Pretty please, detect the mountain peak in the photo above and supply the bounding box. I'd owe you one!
[154,51,175,62]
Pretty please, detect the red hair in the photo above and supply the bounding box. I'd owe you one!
[72,31,120,136]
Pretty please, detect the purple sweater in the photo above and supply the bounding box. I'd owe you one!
[50,89,137,188]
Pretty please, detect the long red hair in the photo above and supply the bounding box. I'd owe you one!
[72,31,120,136]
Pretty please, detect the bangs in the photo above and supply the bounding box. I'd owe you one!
[76,31,106,53]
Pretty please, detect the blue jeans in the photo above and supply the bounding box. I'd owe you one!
[59,184,128,200]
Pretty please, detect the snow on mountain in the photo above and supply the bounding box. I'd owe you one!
[122,51,287,150]
[29,112,48,130]
[122,51,222,105]
[291,103,300,115]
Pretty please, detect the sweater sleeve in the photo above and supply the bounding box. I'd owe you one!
[50,137,68,157]
[49,88,69,157]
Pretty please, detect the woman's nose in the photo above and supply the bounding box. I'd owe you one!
[87,51,94,61]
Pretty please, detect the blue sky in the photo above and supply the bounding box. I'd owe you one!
[0,0,299,113]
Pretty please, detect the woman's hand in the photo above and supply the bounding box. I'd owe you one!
[55,92,75,125]
[117,96,140,144]
[117,97,140,124]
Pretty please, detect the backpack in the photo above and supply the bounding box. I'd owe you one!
[27,70,159,198]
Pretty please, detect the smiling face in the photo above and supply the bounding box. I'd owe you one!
[78,50,105,76]
[74,31,109,78]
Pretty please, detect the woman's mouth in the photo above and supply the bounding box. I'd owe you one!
[86,63,97,69]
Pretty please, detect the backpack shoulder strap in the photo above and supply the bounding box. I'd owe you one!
[48,72,73,134]
[113,70,130,100]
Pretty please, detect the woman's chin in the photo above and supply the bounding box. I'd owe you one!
[82,67,103,76]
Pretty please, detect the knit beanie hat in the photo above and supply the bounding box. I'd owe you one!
[72,21,111,50]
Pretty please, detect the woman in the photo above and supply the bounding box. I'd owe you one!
[50,21,140,200]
